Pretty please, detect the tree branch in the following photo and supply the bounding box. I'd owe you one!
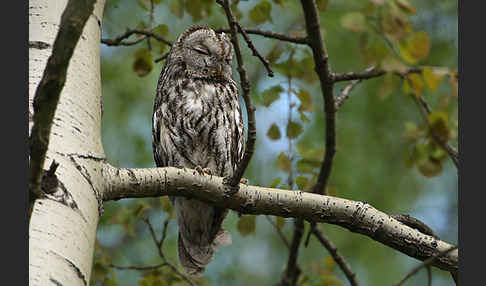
[29,0,97,220]
[300,0,336,196]
[216,0,257,187]
[215,28,308,45]
[101,29,173,47]
[277,219,304,286]
[100,164,458,273]
[333,67,422,82]
[394,246,458,286]
[312,228,359,286]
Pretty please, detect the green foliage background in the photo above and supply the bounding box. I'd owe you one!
[95,0,458,285]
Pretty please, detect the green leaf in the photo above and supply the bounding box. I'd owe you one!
[295,176,308,190]
[237,215,256,236]
[423,67,445,92]
[428,112,449,143]
[152,24,168,38]
[262,85,283,107]
[132,48,153,77]
[249,0,272,25]
[341,12,367,32]
[296,158,321,174]
[277,152,292,173]
[399,31,430,64]
[417,159,443,178]
[297,89,313,112]
[267,124,281,140]
[286,121,303,139]
[269,177,282,188]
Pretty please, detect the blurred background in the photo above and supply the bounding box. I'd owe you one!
[94,0,458,285]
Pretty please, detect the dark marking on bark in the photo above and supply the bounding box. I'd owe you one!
[49,278,63,286]
[68,155,103,216]
[29,41,51,49]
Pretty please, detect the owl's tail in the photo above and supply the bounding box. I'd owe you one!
[177,228,231,276]
[173,197,232,276]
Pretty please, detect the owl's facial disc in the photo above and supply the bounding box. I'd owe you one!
[180,29,233,81]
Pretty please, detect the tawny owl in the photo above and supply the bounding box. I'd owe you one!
[152,26,244,276]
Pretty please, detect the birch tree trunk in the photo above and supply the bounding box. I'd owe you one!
[29,0,106,285]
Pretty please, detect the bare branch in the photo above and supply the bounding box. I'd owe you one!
[313,228,359,286]
[215,28,308,45]
[277,219,304,286]
[232,23,274,77]
[334,66,376,110]
[300,0,336,196]
[29,0,97,220]
[394,246,458,286]
[101,29,173,47]
[100,164,458,273]
[333,67,422,82]
[216,0,257,188]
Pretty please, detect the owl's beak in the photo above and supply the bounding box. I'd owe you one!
[211,64,224,79]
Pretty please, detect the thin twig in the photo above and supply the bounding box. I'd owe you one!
[313,228,359,286]
[29,0,97,222]
[142,218,197,286]
[101,29,173,47]
[154,52,170,63]
[394,246,458,286]
[217,0,257,188]
[234,23,274,77]
[335,66,376,110]
[333,67,422,82]
[411,93,459,168]
[110,263,167,271]
[215,28,308,45]
[265,215,290,249]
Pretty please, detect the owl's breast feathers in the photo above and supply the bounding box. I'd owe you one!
[153,69,244,178]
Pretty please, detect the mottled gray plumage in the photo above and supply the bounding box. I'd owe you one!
[152,26,244,276]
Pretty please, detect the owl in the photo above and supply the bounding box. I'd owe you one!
[152,26,245,276]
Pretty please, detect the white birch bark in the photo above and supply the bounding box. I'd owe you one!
[29,0,106,285]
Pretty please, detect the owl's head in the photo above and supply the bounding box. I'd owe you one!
[170,26,234,81]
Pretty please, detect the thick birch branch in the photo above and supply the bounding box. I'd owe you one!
[100,164,458,274]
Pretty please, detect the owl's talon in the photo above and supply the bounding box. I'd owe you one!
[194,165,204,176]
[240,178,248,185]
[202,168,212,176]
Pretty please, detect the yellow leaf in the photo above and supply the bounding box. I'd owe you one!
[423,67,445,92]
[407,74,424,97]
[400,31,430,64]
